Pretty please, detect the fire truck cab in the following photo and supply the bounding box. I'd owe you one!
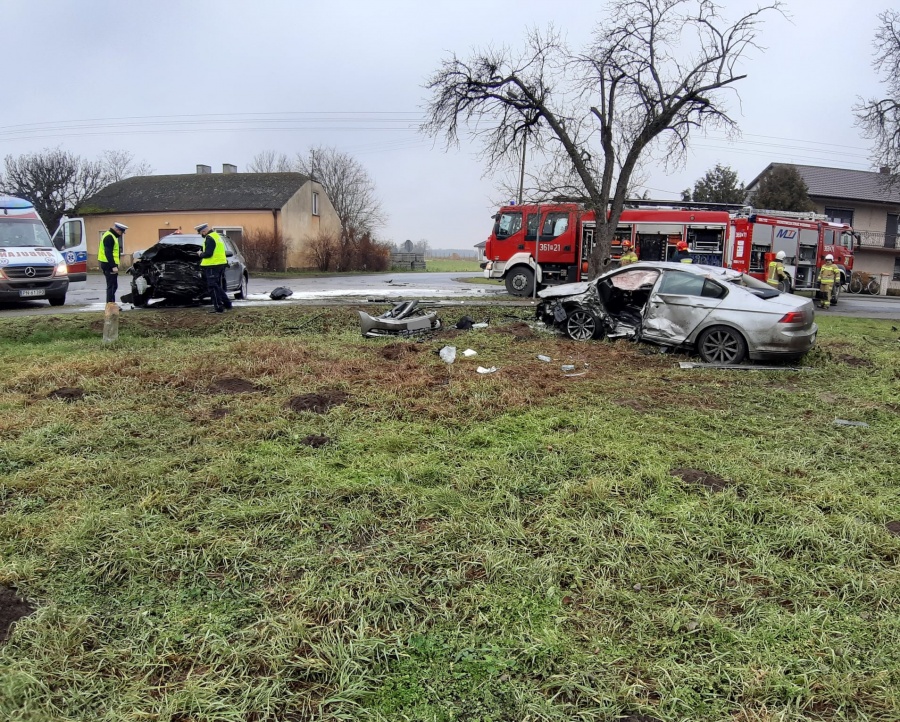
[726,209,855,294]
[483,203,731,297]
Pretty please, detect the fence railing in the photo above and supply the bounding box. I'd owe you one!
[856,230,898,249]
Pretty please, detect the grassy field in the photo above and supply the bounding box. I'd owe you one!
[425,258,483,273]
[0,306,898,722]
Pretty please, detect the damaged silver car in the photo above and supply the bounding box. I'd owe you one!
[536,262,818,364]
[125,234,249,307]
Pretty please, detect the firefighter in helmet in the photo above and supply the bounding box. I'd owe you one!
[767,250,788,288]
[619,239,638,266]
[817,253,840,309]
[671,240,692,263]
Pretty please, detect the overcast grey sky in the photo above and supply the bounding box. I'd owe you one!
[0,0,891,249]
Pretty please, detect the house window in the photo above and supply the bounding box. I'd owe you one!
[894,257,900,281]
[213,227,244,245]
[824,207,853,225]
[312,192,319,216]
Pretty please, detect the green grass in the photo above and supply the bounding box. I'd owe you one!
[426,258,482,272]
[0,307,898,721]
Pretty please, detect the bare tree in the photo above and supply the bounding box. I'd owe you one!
[305,231,338,271]
[100,150,154,182]
[854,10,900,182]
[0,148,108,229]
[424,0,781,274]
[295,146,387,242]
[247,150,293,173]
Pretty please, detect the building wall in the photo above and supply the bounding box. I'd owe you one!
[279,181,342,269]
[812,200,888,233]
[811,197,899,280]
[83,211,274,267]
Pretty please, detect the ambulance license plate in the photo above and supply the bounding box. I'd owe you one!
[19,289,45,297]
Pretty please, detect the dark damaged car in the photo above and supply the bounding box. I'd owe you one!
[125,234,249,307]
[536,262,818,364]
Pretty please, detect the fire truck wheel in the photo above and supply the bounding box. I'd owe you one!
[565,307,602,341]
[697,325,747,365]
[505,266,535,297]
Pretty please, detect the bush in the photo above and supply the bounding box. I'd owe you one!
[303,230,391,272]
[238,228,286,272]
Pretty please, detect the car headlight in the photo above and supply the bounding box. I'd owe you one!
[53,262,68,276]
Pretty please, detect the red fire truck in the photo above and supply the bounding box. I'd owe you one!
[727,209,855,301]
[482,202,732,296]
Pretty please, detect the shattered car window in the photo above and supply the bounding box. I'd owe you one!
[609,269,659,290]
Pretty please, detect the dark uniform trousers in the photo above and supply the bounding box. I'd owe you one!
[203,265,231,311]
[100,262,118,303]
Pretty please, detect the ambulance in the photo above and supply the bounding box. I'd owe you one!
[0,196,86,306]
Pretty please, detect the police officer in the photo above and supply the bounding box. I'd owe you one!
[817,253,840,310]
[619,239,639,266]
[671,240,692,263]
[194,223,232,313]
[98,222,127,303]
[767,250,788,288]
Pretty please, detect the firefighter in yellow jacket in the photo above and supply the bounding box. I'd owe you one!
[767,250,788,288]
[817,254,840,310]
[619,239,639,266]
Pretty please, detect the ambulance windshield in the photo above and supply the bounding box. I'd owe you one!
[0,219,53,247]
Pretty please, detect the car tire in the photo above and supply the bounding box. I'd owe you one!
[831,284,840,306]
[48,295,66,307]
[505,266,535,297]
[565,306,602,341]
[697,325,747,365]
[234,274,248,300]
[777,278,792,294]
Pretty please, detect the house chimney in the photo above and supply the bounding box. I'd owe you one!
[223,163,237,174]
[880,166,891,174]
[196,164,211,174]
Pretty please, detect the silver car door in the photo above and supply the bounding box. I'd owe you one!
[642,271,726,345]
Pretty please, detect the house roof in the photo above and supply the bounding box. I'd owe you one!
[79,172,311,214]
[747,163,900,206]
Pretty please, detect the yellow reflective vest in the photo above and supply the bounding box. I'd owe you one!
[97,231,120,265]
[818,262,839,285]
[767,259,785,286]
[200,232,227,266]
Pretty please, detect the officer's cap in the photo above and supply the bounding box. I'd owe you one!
[194,223,209,233]
[113,222,128,231]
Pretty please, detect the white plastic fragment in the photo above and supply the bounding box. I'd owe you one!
[537,355,552,362]
[561,364,576,372]
[462,349,478,357]
[472,322,489,328]
[476,366,498,374]
[439,346,457,364]
[834,419,870,428]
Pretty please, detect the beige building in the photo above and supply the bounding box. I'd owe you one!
[78,165,341,269]
[748,163,900,292]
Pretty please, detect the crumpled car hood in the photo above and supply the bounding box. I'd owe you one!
[537,281,593,299]
[131,242,205,298]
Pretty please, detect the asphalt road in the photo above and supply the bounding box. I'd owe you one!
[2,271,899,320]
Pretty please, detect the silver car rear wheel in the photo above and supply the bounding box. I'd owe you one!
[697,325,747,364]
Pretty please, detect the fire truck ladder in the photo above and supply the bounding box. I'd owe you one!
[735,207,828,221]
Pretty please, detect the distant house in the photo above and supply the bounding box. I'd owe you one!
[78,165,341,269]
[747,163,900,287]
